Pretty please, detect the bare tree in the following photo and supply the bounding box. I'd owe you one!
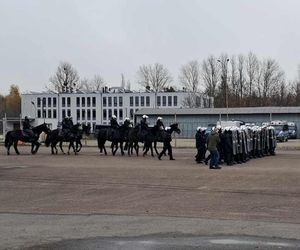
[246,52,259,98]
[261,59,285,103]
[179,60,201,92]
[80,75,104,92]
[48,62,80,93]
[230,55,238,105]
[217,54,230,107]
[126,80,131,91]
[202,55,219,98]
[237,54,245,104]
[137,63,172,92]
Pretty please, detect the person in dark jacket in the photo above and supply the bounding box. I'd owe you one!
[110,115,119,128]
[22,116,35,138]
[207,127,221,169]
[156,117,165,130]
[195,127,207,163]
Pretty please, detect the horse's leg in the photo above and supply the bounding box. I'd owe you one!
[120,142,124,156]
[7,141,12,155]
[113,142,118,156]
[135,142,139,156]
[143,142,149,157]
[60,141,65,154]
[150,143,154,157]
[32,142,40,154]
[76,140,82,152]
[72,141,77,155]
[154,141,159,155]
[13,141,20,155]
[31,143,35,154]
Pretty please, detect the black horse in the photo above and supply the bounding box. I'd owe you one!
[4,123,50,155]
[45,123,90,155]
[143,123,181,160]
[97,124,131,156]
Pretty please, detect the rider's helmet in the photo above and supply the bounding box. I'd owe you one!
[157,117,163,121]
[142,115,148,119]
[112,115,117,120]
[124,117,130,121]
[25,116,29,120]
[197,126,202,132]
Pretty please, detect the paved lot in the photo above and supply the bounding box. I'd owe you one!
[0,145,300,249]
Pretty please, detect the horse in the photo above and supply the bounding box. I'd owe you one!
[97,124,130,156]
[143,123,181,160]
[4,123,50,155]
[126,125,144,156]
[61,123,91,153]
[45,123,88,155]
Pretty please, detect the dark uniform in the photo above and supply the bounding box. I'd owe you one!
[195,128,207,163]
[110,117,119,128]
[156,118,165,130]
[22,116,35,139]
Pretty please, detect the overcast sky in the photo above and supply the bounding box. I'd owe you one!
[1,0,300,94]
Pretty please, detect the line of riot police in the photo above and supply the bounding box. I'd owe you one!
[196,125,277,166]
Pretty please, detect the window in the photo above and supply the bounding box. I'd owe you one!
[173,96,178,106]
[67,97,71,107]
[103,109,107,120]
[81,97,85,107]
[130,109,134,119]
[157,96,161,106]
[168,96,172,106]
[141,96,145,106]
[103,97,107,107]
[77,109,80,120]
[48,109,52,118]
[130,96,133,106]
[114,96,117,106]
[92,109,96,120]
[53,97,57,107]
[146,96,150,106]
[114,109,118,117]
[48,97,51,107]
[87,97,91,107]
[108,109,112,118]
[119,97,123,107]
[53,109,57,119]
[135,96,139,106]
[92,97,96,107]
[37,98,41,107]
[76,97,80,107]
[162,96,166,106]
[42,97,46,107]
[62,109,66,118]
[82,109,85,120]
[87,109,91,120]
[108,97,112,107]
[37,110,41,118]
[62,97,66,107]
[67,109,71,117]
[119,109,123,120]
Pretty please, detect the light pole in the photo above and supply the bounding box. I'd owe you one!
[31,101,37,119]
[217,58,230,121]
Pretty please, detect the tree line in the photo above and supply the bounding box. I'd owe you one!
[48,53,300,108]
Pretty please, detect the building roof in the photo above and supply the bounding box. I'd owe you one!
[135,107,300,116]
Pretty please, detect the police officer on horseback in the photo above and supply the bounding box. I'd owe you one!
[61,116,73,138]
[110,115,119,128]
[22,116,35,139]
[156,117,165,130]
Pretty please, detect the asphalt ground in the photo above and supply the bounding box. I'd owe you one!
[0,144,300,249]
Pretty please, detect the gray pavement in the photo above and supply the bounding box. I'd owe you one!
[0,146,300,249]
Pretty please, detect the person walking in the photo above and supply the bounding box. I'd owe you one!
[207,127,221,169]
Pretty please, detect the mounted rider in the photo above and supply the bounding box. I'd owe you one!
[110,115,120,128]
[123,117,131,127]
[22,116,36,139]
[156,117,165,130]
[139,115,149,141]
[61,116,73,137]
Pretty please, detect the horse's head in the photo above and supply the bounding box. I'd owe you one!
[34,123,51,134]
[170,123,181,134]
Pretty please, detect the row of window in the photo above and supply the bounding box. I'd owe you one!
[157,96,177,107]
[103,96,123,107]
[37,109,57,119]
[129,96,150,107]
[37,97,57,108]
[76,97,96,107]
[76,109,96,121]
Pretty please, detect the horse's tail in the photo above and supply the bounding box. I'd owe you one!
[4,132,10,148]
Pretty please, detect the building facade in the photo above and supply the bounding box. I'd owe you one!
[21,90,213,131]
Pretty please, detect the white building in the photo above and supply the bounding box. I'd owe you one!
[21,89,213,132]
